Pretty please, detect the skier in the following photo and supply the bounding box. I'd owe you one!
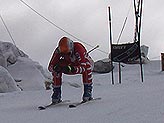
[48,36,94,103]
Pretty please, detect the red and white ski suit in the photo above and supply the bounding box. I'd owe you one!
[48,42,94,87]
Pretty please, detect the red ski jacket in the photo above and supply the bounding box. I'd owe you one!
[48,42,93,74]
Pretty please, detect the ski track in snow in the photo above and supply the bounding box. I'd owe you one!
[0,61,164,123]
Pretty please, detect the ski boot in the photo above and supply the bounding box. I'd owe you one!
[51,86,62,104]
[82,83,93,102]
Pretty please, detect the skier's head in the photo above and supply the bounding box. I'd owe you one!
[58,37,74,54]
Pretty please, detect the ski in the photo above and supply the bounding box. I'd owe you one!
[69,97,101,108]
[38,100,70,110]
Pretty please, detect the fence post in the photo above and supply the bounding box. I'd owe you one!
[161,53,164,71]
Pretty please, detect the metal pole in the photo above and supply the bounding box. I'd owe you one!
[133,0,138,42]
[108,6,114,85]
[88,45,99,54]
[118,62,122,84]
[117,17,128,44]
[133,0,144,82]
[137,0,144,82]
[161,53,164,71]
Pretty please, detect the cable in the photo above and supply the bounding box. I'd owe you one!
[0,14,16,46]
[0,14,22,56]
[20,0,108,54]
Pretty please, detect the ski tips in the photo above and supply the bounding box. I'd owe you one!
[38,98,101,110]
[68,105,76,108]
[38,100,71,110]
[38,106,46,110]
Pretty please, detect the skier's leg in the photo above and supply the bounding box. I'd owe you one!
[82,62,93,101]
[51,72,62,103]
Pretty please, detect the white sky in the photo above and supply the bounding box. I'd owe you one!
[0,0,164,67]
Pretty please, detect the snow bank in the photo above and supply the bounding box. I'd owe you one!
[0,66,20,92]
[0,41,28,67]
[7,57,46,91]
[0,41,51,92]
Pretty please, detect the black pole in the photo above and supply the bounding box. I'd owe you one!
[117,16,128,44]
[138,0,144,82]
[138,0,143,36]
[118,62,122,84]
[108,6,114,85]
[88,45,99,54]
[133,0,144,82]
[133,0,139,42]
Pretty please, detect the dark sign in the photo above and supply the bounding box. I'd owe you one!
[111,41,140,63]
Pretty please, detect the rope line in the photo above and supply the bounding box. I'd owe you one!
[0,14,16,46]
[20,0,108,54]
[0,14,23,56]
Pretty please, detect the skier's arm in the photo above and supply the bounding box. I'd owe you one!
[74,47,91,74]
[48,48,61,72]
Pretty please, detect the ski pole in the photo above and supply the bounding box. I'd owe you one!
[88,45,99,54]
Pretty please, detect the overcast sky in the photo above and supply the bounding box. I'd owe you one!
[0,0,164,67]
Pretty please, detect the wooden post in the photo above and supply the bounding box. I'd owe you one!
[161,53,164,71]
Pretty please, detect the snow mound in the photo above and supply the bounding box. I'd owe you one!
[0,66,20,92]
[0,41,51,92]
[8,57,46,91]
[0,41,28,68]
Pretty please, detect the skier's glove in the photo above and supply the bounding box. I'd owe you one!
[53,65,62,73]
[62,65,76,73]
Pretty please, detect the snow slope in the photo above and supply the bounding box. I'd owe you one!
[0,60,164,123]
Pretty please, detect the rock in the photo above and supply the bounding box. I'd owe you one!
[93,58,114,73]
[0,54,7,68]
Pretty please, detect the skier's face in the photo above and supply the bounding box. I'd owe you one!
[59,45,69,54]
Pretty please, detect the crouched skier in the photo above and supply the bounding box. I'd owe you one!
[48,37,94,103]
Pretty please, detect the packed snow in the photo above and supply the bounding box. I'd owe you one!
[0,41,51,92]
[0,60,164,123]
[0,66,20,92]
